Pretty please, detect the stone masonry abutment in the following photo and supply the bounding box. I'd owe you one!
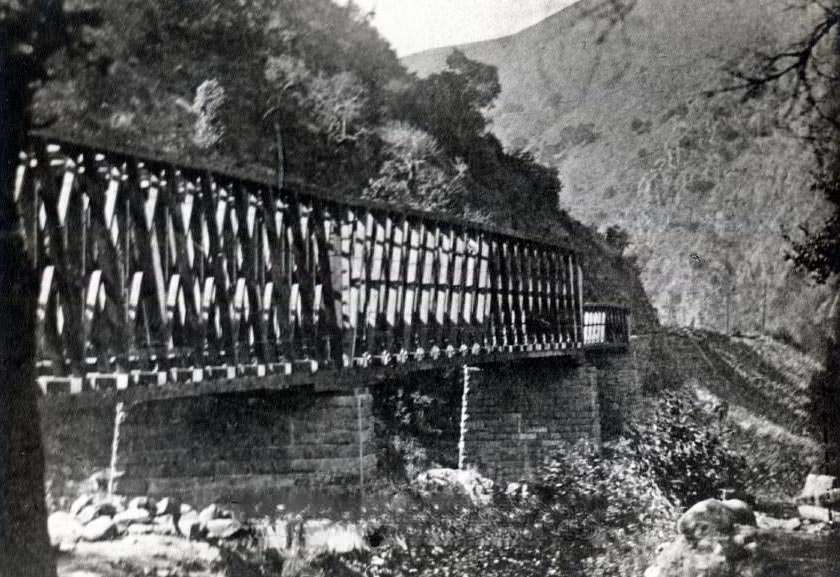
[40,347,639,508]
[41,388,376,511]
[459,347,640,481]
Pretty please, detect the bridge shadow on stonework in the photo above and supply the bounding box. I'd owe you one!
[14,132,630,403]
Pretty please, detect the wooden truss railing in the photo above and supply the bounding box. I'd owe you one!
[583,304,630,348]
[11,133,627,394]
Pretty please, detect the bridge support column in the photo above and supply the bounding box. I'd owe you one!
[460,357,601,481]
[589,347,643,440]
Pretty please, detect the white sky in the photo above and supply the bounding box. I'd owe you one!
[353,0,581,56]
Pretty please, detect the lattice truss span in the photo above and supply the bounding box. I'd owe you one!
[12,134,627,394]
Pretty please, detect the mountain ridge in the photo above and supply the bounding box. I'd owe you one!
[403,0,833,349]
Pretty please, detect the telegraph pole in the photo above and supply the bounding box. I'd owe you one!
[761,280,767,334]
[725,291,730,335]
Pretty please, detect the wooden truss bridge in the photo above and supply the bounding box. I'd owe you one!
[12,133,630,398]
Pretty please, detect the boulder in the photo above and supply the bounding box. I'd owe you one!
[304,520,365,553]
[76,504,99,525]
[108,494,128,513]
[755,513,801,531]
[127,496,155,511]
[48,511,83,549]
[69,494,95,517]
[199,504,231,526]
[803,520,830,534]
[125,523,156,536]
[205,518,244,540]
[677,499,736,541]
[504,482,533,503]
[797,504,835,523]
[817,488,840,506]
[156,497,179,517]
[413,468,494,506]
[177,511,203,540]
[76,501,118,525]
[153,514,179,536]
[731,525,757,548]
[721,499,756,526]
[645,525,761,577]
[113,507,152,530]
[81,516,117,542]
[797,474,838,503]
[719,489,755,506]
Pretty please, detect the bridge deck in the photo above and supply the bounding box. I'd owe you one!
[12,133,629,399]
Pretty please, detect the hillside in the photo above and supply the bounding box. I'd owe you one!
[403,0,835,350]
[640,329,824,500]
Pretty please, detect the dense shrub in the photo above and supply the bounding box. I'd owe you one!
[228,388,751,577]
[341,439,676,577]
[373,380,460,481]
[355,387,747,577]
[624,390,748,506]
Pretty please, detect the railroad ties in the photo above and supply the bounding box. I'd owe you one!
[12,133,627,397]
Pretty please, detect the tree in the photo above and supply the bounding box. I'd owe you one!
[723,1,840,469]
[363,121,468,213]
[1,2,99,574]
[578,0,840,464]
[392,50,565,232]
[397,48,501,157]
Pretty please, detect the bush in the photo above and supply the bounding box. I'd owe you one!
[625,390,748,506]
[373,381,459,481]
[350,439,677,577]
[313,389,744,577]
[350,389,750,577]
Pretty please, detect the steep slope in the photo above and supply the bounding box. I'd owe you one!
[404,0,834,350]
[645,329,823,500]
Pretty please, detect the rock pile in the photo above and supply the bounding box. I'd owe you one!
[644,498,761,577]
[49,493,245,551]
[412,468,494,506]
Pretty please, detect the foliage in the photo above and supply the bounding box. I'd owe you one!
[188,389,749,577]
[787,142,840,283]
[396,48,500,156]
[361,387,754,576]
[344,438,677,577]
[37,0,399,190]
[362,121,468,213]
[724,413,821,500]
[372,380,459,482]
[392,50,564,231]
[190,78,226,149]
[624,390,747,506]
[34,1,567,238]
[604,224,630,253]
[361,381,751,577]
[732,1,840,468]
[806,318,840,474]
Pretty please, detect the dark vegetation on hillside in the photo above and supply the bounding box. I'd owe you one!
[31,0,657,327]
